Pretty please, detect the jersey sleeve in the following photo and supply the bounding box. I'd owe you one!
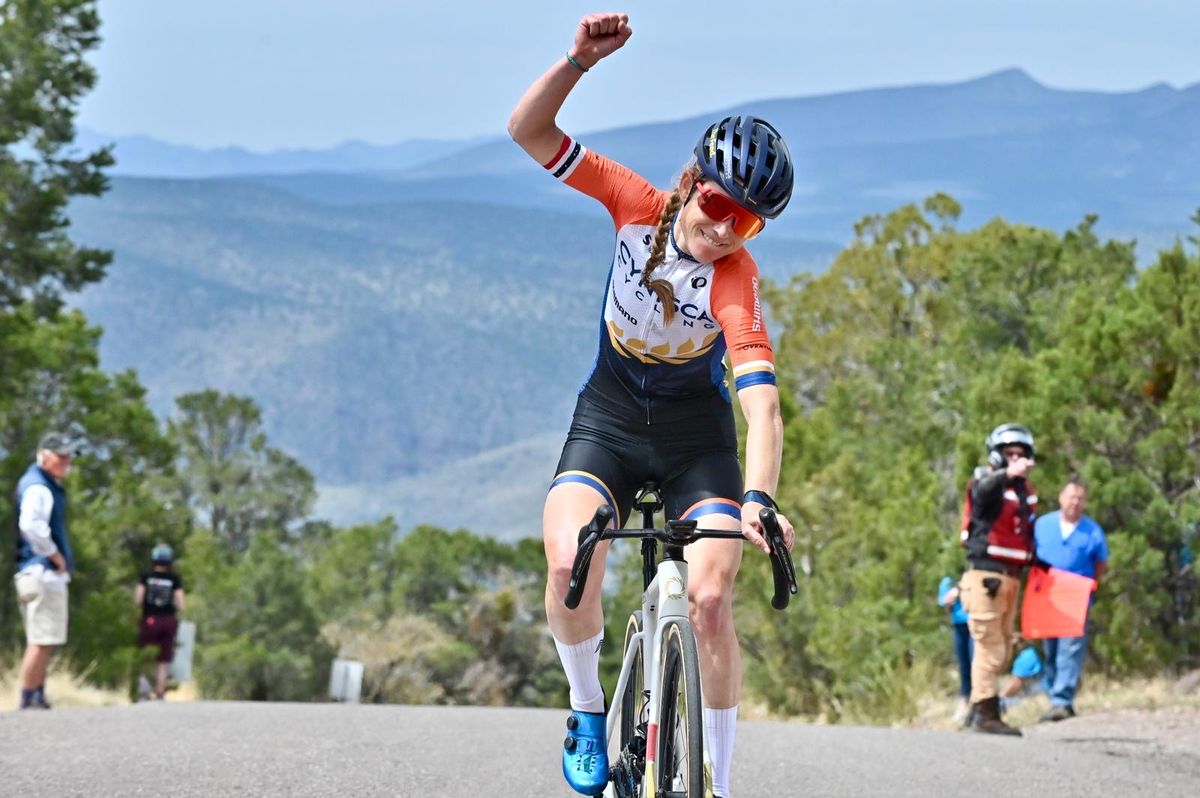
[711,252,776,392]
[543,134,663,229]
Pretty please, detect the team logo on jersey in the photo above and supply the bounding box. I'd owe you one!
[606,321,720,365]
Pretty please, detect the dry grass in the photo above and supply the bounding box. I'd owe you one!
[912,673,1200,730]
[0,663,198,711]
[0,664,128,711]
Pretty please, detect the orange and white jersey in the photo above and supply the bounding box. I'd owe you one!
[545,135,776,411]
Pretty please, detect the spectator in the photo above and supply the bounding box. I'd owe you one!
[1034,478,1108,721]
[13,432,77,710]
[999,645,1047,712]
[958,423,1039,736]
[135,543,185,701]
[937,576,971,721]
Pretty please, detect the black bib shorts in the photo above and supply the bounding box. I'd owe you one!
[550,390,744,527]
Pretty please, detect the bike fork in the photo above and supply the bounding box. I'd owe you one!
[640,560,714,798]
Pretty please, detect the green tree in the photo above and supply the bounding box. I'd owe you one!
[1002,228,1200,672]
[166,390,315,554]
[315,523,566,706]
[0,309,178,684]
[187,532,331,700]
[0,0,112,316]
[751,197,1151,720]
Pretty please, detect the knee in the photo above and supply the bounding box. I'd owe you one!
[689,585,733,639]
[545,556,575,604]
[544,549,603,614]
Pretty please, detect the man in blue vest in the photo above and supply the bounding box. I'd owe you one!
[1033,477,1107,722]
[13,432,77,710]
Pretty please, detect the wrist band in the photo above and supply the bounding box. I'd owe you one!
[743,490,778,511]
[566,52,589,73]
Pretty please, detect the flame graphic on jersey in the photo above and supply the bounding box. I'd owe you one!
[607,321,720,365]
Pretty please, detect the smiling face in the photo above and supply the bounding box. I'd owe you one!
[671,173,750,262]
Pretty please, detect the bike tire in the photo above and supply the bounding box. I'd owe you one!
[619,611,646,752]
[655,618,704,797]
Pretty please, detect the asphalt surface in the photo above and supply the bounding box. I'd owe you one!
[1,702,1196,797]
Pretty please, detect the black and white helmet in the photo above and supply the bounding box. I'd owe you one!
[986,423,1035,466]
[694,115,794,219]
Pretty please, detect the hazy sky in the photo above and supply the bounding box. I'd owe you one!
[78,0,1200,151]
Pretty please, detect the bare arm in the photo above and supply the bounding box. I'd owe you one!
[174,589,186,614]
[1094,561,1107,586]
[737,383,794,554]
[507,12,632,164]
[134,584,145,607]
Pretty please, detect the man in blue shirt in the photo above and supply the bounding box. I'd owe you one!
[1033,477,1108,722]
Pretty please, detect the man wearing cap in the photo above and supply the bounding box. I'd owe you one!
[13,432,76,710]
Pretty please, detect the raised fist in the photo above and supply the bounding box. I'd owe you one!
[570,12,633,69]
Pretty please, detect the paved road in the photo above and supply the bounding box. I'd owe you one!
[1,702,1196,797]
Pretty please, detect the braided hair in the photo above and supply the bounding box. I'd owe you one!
[642,165,699,326]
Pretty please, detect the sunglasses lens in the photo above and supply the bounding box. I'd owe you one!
[696,186,764,239]
[736,216,764,239]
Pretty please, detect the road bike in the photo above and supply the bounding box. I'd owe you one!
[564,483,798,798]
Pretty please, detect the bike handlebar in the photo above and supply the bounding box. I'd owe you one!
[759,508,799,610]
[564,505,613,610]
[563,505,798,611]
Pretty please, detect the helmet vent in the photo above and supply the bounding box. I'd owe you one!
[693,115,795,219]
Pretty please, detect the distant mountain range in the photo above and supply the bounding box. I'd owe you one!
[76,128,488,177]
[69,69,1200,536]
[86,69,1200,244]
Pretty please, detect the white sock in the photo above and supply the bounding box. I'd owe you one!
[553,631,605,713]
[704,705,738,798]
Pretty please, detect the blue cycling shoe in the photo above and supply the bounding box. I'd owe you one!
[562,709,608,795]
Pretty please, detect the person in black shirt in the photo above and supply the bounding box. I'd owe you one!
[135,543,185,700]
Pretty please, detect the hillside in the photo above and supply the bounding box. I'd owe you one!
[70,177,836,493]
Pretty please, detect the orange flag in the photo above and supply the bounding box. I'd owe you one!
[1021,566,1096,639]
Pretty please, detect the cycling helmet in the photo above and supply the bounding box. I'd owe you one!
[151,543,175,564]
[694,115,794,219]
[986,423,1035,467]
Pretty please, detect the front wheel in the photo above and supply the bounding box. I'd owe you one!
[654,618,704,797]
[613,612,646,798]
[619,611,646,752]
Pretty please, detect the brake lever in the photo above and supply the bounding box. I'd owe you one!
[759,508,799,610]
[565,504,613,609]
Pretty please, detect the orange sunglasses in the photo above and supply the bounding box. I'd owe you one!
[694,181,765,239]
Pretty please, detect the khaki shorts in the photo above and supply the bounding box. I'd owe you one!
[15,571,68,646]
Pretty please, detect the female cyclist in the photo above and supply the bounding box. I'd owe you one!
[508,12,796,798]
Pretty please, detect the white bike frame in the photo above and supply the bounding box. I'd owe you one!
[605,557,713,798]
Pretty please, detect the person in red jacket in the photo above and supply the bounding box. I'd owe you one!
[958,423,1038,735]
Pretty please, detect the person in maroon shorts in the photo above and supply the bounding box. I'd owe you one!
[135,543,185,700]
